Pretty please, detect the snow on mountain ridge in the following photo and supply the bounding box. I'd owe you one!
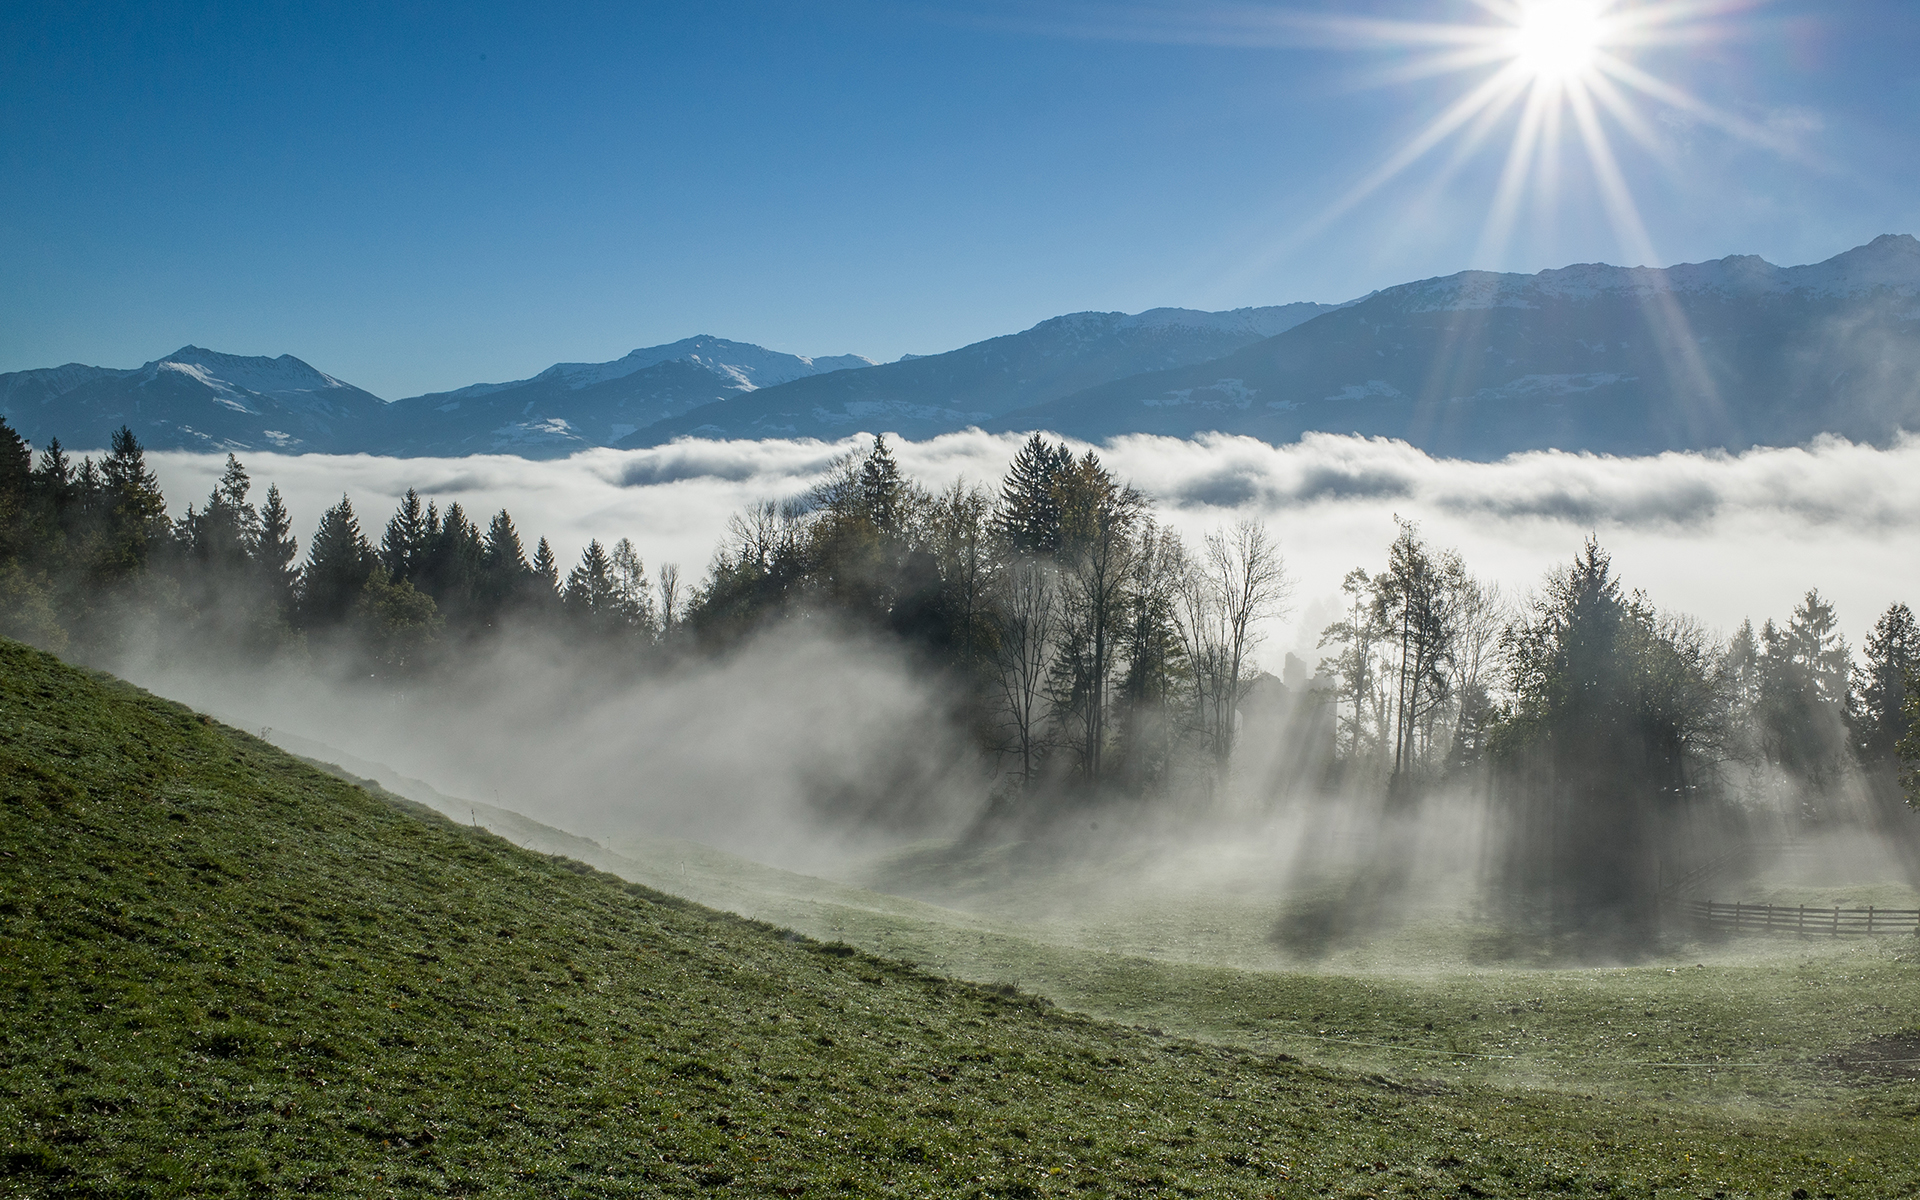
[434,337,879,402]
[155,346,356,397]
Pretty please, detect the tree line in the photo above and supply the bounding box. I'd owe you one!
[0,422,668,671]
[0,424,1297,808]
[1315,520,1919,934]
[3,418,1915,847]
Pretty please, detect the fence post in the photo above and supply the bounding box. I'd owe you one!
[1832,906,1840,936]
[1798,905,1806,934]
[1765,904,1774,932]
[1868,906,1875,934]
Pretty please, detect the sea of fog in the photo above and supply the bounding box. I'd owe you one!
[147,430,1920,667]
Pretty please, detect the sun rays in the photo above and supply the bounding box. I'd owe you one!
[1302,0,1779,267]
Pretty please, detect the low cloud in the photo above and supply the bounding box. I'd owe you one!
[146,429,1920,663]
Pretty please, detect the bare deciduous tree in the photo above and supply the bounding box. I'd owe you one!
[1179,519,1292,783]
[656,563,683,634]
[992,556,1059,787]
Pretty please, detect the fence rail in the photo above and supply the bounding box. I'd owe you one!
[1681,899,1920,937]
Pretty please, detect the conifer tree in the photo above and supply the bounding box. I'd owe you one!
[1757,589,1855,791]
[35,439,72,500]
[299,495,374,627]
[180,454,260,571]
[1490,540,1719,934]
[1856,602,1919,763]
[421,502,484,616]
[563,539,618,619]
[255,484,300,615]
[478,509,531,613]
[0,419,30,563]
[381,489,429,584]
[857,434,906,535]
[994,434,1074,557]
[99,427,169,575]
[532,537,560,594]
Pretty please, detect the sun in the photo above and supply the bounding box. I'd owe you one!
[1257,0,1792,275]
[1509,0,1608,82]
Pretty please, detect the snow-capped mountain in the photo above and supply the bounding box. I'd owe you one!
[992,235,1920,456]
[0,346,386,453]
[621,303,1337,445]
[380,336,880,457]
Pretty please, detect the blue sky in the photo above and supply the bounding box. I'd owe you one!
[3,0,1916,398]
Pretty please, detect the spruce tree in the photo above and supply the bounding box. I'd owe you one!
[99,426,169,575]
[255,485,300,615]
[532,538,560,595]
[563,540,618,620]
[1856,602,1919,762]
[0,419,30,563]
[1757,589,1855,791]
[381,489,429,584]
[183,454,260,570]
[299,496,374,627]
[420,502,484,618]
[994,434,1073,557]
[478,509,531,613]
[857,434,906,535]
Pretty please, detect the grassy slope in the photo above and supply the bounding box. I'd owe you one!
[0,639,1916,1198]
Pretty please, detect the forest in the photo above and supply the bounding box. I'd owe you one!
[2,420,1916,936]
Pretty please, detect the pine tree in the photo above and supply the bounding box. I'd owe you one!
[34,439,71,498]
[563,540,618,619]
[994,434,1073,557]
[532,538,560,594]
[420,502,484,617]
[478,509,531,612]
[1757,589,1855,791]
[180,454,260,571]
[857,435,906,535]
[255,485,300,615]
[299,496,374,627]
[99,426,169,575]
[381,489,429,584]
[1856,602,1919,763]
[1489,540,1719,933]
[0,419,30,563]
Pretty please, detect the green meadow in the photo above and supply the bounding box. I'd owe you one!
[5,636,1919,1198]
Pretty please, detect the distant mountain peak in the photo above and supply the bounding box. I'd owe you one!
[149,345,358,397]
[1387,235,1920,314]
[433,335,878,404]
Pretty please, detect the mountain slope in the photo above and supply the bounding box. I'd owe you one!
[622,304,1336,445]
[0,346,387,454]
[380,336,879,457]
[998,234,1920,457]
[0,637,1515,1195]
[7,637,1920,1194]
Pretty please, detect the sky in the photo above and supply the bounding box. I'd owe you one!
[4,0,1918,399]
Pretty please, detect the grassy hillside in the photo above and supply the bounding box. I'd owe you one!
[258,732,1920,1114]
[4,638,1919,1198]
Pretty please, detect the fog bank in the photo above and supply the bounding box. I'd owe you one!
[145,430,1920,669]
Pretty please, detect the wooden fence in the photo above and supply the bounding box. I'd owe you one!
[1681,899,1920,937]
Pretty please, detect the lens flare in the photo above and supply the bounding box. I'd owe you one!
[1237,0,1790,275]
[1509,0,1607,82]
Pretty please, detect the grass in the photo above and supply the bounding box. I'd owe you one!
[4,635,1920,1198]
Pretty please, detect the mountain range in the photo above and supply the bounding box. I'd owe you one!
[4,236,1916,460]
